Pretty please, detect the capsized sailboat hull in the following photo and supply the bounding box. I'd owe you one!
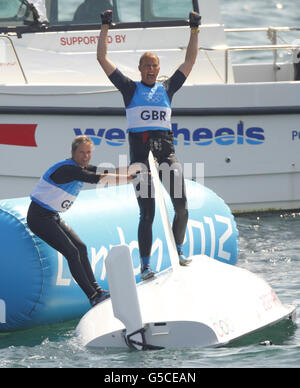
[75,254,295,349]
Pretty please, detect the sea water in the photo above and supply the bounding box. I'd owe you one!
[1,0,300,369]
[1,212,299,368]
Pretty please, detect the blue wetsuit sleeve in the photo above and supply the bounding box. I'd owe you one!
[50,165,100,184]
[109,68,136,107]
[163,70,186,102]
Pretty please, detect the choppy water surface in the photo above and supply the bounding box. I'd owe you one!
[1,212,300,368]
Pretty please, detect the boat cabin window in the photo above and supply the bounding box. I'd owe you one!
[151,0,192,19]
[62,0,117,24]
[0,0,194,28]
[0,0,32,26]
[116,0,193,22]
[58,0,194,24]
[0,0,20,19]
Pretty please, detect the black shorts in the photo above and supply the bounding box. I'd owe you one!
[129,130,177,166]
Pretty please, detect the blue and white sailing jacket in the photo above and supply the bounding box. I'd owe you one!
[126,82,172,133]
[31,159,83,213]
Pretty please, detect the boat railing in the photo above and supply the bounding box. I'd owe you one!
[200,43,300,83]
[0,35,28,84]
[219,26,300,83]
[224,26,300,46]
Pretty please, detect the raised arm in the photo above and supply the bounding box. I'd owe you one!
[178,11,201,78]
[97,10,117,76]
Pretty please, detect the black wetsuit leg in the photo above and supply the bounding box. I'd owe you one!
[27,201,98,299]
[129,131,155,258]
[158,155,188,246]
[129,130,188,257]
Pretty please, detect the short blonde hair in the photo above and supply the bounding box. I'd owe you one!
[71,135,93,152]
[139,52,160,66]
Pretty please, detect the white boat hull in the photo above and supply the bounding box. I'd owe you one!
[75,255,295,349]
[1,92,300,212]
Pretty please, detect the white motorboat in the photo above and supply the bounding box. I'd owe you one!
[1,0,300,212]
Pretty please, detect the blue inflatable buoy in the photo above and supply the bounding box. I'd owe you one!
[0,180,238,332]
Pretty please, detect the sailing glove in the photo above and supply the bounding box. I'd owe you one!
[101,10,113,25]
[189,11,201,28]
